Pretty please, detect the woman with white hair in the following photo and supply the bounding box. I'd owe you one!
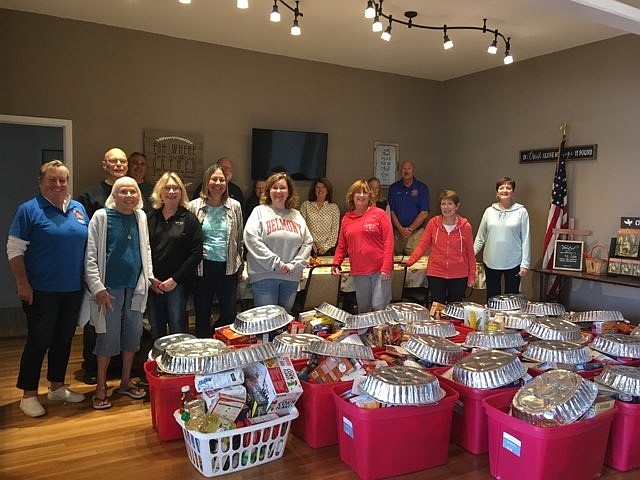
[85,176,154,410]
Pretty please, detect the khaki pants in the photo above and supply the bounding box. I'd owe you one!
[393,226,424,256]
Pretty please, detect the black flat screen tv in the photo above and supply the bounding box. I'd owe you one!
[251,128,328,181]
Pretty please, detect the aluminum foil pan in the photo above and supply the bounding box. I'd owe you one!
[387,302,431,322]
[632,325,640,338]
[570,310,625,323]
[521,302,566,317]
[157,339,228,374]
[523,340,591,364]
[305,340,374,359]
[503,312,536,330]
[487,294,527,311]
[404,320,457,338]
[403,335,464,365]
[464,330,526,349]
[199,343,280,374]
[511,370,599,426]
[231,305,293,335]
[343,309,399,330]
[452,350,527,389]
[315,302,353,324]
[590,334,640,359]
[360,366,446,405]
[594,365,640,397]
[526,317,582,342]
[442,302,465,320]
[149,333,196,361]
[272,333,324,359]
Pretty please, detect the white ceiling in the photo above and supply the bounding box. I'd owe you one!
[2,0,640,81]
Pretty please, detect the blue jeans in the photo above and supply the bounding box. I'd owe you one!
[147,283,187,343]
[352,272,391,313]
[251,278,298,312]
[193,260,238,338]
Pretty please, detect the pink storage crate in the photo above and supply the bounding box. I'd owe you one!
[605,400,640,472]
[434,366,520,454]
[483,390,616,480]
[332,382,459,480]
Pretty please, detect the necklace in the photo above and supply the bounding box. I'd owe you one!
[121,215,133,240]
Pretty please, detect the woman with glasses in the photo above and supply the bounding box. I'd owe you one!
[244,172,313,312]
[147,173,202,342]
[188,165,243,337]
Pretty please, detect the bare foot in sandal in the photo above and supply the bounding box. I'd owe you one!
[92,386,112,410]
[117,383,146,400]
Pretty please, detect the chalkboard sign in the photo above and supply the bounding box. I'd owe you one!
[553,240,584,271]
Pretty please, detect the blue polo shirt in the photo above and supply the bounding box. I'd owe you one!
[388,178,430,227]
[9,195,88,292]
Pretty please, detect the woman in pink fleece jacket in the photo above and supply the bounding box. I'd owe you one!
[405,189,476,304]
[332,180,394,313]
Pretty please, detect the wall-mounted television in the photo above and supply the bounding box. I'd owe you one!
[251,128,328,181]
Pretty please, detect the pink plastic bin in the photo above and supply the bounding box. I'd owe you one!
[434,367,519,454]
[332,382,458,480]
[605,400,640,472]
[144,360,195,442]
[483,390,616,480]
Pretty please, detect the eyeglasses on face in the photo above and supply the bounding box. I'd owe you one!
[105,158,127,165]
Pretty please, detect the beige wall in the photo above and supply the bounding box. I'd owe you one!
[1,9,639,323]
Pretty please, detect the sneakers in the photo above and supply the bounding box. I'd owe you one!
[20,397,46,418]
[47,386,86,403]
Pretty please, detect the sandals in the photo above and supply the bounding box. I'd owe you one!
[117,384,146,400]
[92,387,112,410]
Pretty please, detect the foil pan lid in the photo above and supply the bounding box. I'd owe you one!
[594,365,640,397]
[526,316,582,342]
[632,325,640,338]
[343,308,400,329]
[404,320,457,338]
[387,302,431,322]
[360,366,446,405]
[305,340,374,359]
[315,302,353,323]
[521,302,566,317]
[452,350,527,389]
[403,335,464,365]
[511,370,598,426]
[570,310,624,323]
[199,343,280,374]
[487,294,527,311]
[523,340,590,364]
[503,312,536,330]
[231,305,293,335]
[150,333,197,360]
[464,330,526,349]
[157,338,228,374]
[273,333,324,359]
[590,334,640,359]
[442,302,465,320]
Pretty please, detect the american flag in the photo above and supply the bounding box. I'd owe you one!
[542,135,569,299]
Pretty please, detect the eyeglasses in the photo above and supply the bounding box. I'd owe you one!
[105,158,127,165]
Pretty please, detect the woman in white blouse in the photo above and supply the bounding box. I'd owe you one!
[299,177,340,257]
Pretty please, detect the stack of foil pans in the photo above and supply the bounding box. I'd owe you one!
[502,312,536,330]
[594,365,640,397]
[199,343,279,375]
[570,310,624,323]
[305,340,374,359]
[521,302,566,317]
[315,302,353,323]
[231,305,293,335]
[387,302,431,322]
[359,366,446,405]
[452,350,527,389]
[442,302,465,320]
[157,338,228,374]
[511,370,598,426]
[590,334,640,359]
[404,320,457,338]
[523,340,591,364]
[149,333,196,361]
[273,333,324,359]
[343,309,399,329]
[632,325,640,338]
[464,330,526,349]
[526,317,582,342]
[487,294,527,311]
[403,335,464,365]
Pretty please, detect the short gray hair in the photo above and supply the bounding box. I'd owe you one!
[105,176,144,210]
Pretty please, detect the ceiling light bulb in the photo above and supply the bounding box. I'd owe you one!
[487,40,498,55]
[178,0,191,4]
[365,1,376,19]
[504,51,513,64]
[291,19,301,36]
[237,0,249,9]
[270,3,280,22]
[372,16,383,32]
[381,25,392,41]
[443,35,453,50]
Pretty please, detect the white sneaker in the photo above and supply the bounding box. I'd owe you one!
[47,386,86,403]
[20,397,46,417]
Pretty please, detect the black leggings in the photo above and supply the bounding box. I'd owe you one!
[484,264,521,300]
[427,276,468,304]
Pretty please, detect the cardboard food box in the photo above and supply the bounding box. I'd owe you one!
[202,385,247,423]
[309,356,358,384]
[215,326,255,346]
[463,303,489,330]
[243,357,303,415]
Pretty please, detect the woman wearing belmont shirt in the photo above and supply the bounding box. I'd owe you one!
[243,172,313,312]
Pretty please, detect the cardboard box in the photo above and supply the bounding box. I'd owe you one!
[309,356,358,384]
[215,326,255,346]
[463,303,489,330]
[202,385,246,423]
[243,357,303,415]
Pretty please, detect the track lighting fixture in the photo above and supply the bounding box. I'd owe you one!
[236,0,303,36]
[442,26,453,50]
[504,38,513,64]
[381,16,392,41]
[237,0,249,9]
[270,1,281,22]
[365,1,376,19]
[487,31,498,54]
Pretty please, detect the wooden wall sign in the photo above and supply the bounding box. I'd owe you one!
[519,144,597,163]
